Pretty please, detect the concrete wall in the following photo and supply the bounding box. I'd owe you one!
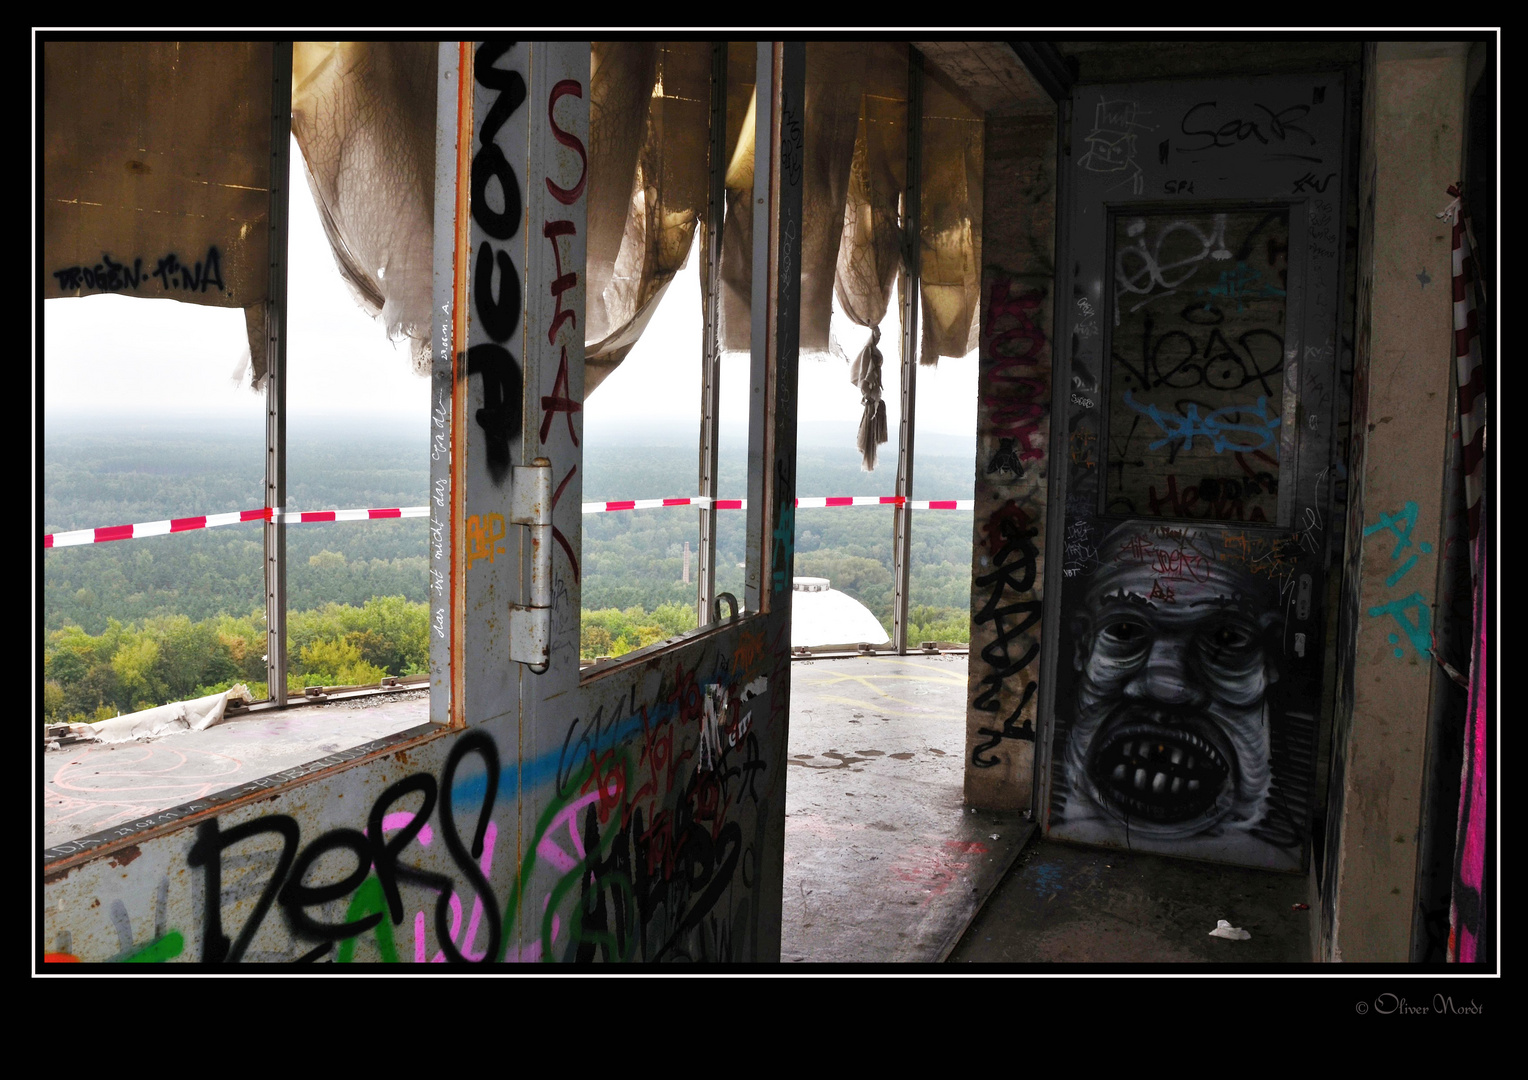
[1321,41,1470,962]
[963,110,1057,810]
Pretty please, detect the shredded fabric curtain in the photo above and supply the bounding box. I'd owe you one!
[717,43,983,469]
[719,42,871,367]
[715,42,760,364]
[836,44,911,470]
[288,40,714,398]
[290,41,438,379]
[584,42,712,397]
[44,39,986,439]
[800,43,870,361]
[584,43,658,385]
[42,41,275,382]
[916,69,984,367]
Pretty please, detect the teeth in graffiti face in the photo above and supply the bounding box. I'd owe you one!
[1088,719,1235,825]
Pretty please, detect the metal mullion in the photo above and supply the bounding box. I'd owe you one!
[698,41,726,626]
[264,42,293,706]
[892,48,924,655]
[743,41,776,615]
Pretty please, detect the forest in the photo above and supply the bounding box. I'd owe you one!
[43,416,976,723]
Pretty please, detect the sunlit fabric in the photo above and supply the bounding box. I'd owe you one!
[584,42,658,374]
[836,44,910,469]
[720,42,873,364]
[291,41,437,379]
[42,41,274,382]
[799,43,869,360]
[715,42,760,363]
[44,39,986,412]
[717,43,982,394]
[916,71,983,366]
[585,42,711,397]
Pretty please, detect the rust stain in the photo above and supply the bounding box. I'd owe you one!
[108,844,142,868]
[43,865,74,886]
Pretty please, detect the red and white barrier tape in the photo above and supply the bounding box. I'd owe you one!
[45,506,429,548]
[580,496,972,513]
[45,496,972,548]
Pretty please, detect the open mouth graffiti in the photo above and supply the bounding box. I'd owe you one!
[1086,719,1231,824]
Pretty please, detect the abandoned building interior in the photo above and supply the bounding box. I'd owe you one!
[38,37,1495,966]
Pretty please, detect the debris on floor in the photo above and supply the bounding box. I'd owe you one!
[1208,919,1252,940]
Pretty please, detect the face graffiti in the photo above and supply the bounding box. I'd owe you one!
[1058,520,1283,857]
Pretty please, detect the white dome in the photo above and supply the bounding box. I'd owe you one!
[791,577,890,647]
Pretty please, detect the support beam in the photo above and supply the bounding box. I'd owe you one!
[1007,41,1074,103]
[892,49,924,655]
[428,42,467,725]
[698,41,726,626]
[1321,41,1471,963]
[263,42,293,706]
[744,40,804,618]
[962,102,1058,812]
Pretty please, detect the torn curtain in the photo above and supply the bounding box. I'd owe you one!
[44,40,987,428]
[290,41,439,378]
[42,41,275,382]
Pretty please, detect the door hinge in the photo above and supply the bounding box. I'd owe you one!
[508,457,552,672]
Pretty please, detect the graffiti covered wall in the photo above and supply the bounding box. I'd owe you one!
[964,113,1056,810]
[41,640,787,964]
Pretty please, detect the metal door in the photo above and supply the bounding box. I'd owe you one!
[1041,74,1347,870]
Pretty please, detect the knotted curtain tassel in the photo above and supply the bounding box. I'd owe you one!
[850,326,888,470]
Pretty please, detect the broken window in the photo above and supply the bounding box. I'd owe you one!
[1103,207,1291,524]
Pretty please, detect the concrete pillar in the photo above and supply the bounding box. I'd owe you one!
[964,110,1057,810]
[1323,42,1469,962]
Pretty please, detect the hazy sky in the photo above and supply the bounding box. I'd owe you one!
[42,138,976,440]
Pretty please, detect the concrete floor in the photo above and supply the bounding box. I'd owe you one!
[781,653,1033,963]
[946,836,1313,964]
[785,654,1314,967]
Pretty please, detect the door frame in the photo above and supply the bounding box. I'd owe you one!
[1035,72,1350,871]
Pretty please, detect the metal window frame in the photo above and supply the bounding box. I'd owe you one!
[698,40,727,627]
[793,45,926,657]
[743,40,780,616]
[891,47,924,655]
[581,39,792,679]
[263,41,293,706]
